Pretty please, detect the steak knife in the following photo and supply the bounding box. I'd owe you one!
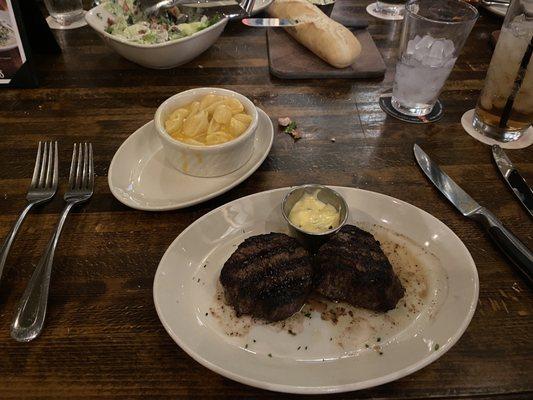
[242,18,300,27]
[414,144,533,284]
[492,145,533,218]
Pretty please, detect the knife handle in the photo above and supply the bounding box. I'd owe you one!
[472,208,533,285]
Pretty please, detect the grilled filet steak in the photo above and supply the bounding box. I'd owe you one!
[220,233,313,322]
[315,225,405,311]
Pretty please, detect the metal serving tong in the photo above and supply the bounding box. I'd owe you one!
[140,0,256,19]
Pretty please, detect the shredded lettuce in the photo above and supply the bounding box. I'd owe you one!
[103,0,220,44]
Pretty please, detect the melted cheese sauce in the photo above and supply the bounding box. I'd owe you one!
[288,191,340,233]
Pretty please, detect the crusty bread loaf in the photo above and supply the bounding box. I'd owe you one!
[269,0,361,68]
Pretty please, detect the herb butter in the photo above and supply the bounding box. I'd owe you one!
[289,191,340,233]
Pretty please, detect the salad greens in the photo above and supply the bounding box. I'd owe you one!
[103,0,221,44]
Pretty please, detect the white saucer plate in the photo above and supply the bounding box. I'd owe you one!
[153,187,479,394]
[461,109,533,149]
[108,107,273,211]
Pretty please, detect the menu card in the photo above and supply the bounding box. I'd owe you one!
[0,0,59,87]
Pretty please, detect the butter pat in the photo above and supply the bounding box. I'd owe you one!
[289,191,340,233]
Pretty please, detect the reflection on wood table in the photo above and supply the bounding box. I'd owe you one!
[0,1,531,398]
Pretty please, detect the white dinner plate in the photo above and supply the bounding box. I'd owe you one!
[108,107,273,211]
[153,187,479,394]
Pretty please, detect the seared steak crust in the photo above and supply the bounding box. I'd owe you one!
[220,233,313,321]
[315,225,405,311]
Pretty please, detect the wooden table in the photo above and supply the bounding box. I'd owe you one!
[0,3,531,398]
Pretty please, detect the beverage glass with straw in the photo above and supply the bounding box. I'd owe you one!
[472,0,533,142]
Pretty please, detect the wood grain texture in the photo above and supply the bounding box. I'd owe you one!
[267,28,386,78]
[0,2,532,398]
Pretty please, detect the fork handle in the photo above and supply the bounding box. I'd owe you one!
[0,203,35,283]
[11,202,75,342]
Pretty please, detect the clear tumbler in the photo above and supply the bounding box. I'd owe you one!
[391,0,478,116]
[44,0,84,26]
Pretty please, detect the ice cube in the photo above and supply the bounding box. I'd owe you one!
[413,35,434,62]
[509,14,530,37]
[429,40,445,60]
[442,39,455,58]
[425,56,443,68]
[406,35,422,55]
[415,35,434,51]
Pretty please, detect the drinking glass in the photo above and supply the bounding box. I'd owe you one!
[391,0,478,116]
[473,0,533,142]
[44,0,84,26]
[376,1,406,18]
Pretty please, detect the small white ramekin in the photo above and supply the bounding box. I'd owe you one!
[154,87,258,178]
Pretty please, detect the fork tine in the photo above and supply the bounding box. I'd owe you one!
[30,142,43,188]
[52,142,59,190]
[82,143,88,189]
[243,0,255,15]
[88,143,94,189]
[68,143,77,190]
[38,142,49,188]
[45,141,54,188]
[75,143,83,189]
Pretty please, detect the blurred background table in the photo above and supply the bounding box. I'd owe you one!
[0,1,531,398]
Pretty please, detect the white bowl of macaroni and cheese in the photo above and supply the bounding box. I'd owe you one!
[155,88,259,177]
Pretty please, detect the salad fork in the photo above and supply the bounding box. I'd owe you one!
[11,143,94,342]
[0,142,58,284]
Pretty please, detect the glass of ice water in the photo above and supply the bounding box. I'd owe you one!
[391,0,478,116]
[473,0,533,142]
[44,0,84,26]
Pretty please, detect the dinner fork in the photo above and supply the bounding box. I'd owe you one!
[0,142,58,284]
[11,143,94,342]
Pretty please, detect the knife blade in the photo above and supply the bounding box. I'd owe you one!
[413,144,481,216]
[492,145,533,218]
[242,18,299,27]
[414,144,533,285]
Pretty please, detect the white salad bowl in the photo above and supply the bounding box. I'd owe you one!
[85,5,228,69]
[154,87,259,178]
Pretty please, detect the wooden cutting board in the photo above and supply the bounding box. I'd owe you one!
[267,28,386,79]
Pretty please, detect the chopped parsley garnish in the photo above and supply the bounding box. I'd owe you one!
[283,121,297,134]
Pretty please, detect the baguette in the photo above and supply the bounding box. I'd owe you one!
[269,0,362,68]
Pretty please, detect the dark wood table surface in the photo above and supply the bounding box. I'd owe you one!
[0,2,532,398]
